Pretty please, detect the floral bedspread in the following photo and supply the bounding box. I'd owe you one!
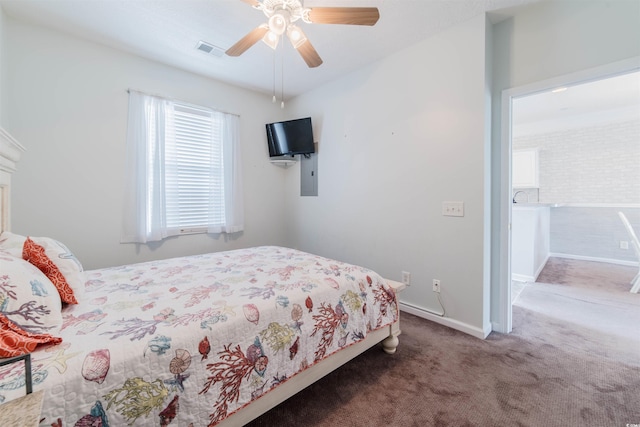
[0,246,398,426]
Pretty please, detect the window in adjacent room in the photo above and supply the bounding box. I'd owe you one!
[122,90,243,243]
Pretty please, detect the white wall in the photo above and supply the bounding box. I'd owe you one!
[285,14,492,337]
[490,0,640,330]
[4,18,290,270]
[0,6,5,125]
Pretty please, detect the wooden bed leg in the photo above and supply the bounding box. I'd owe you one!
[381,332,399,354]
[382,279,406,355]
[381,316,402,354]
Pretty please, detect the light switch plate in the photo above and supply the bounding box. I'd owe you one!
[442,201,464,217]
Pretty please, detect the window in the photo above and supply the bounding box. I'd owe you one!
[122,91,243,243]
[165,103,224,232]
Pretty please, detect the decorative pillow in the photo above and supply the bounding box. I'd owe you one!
[0,313,62,357]
[0,231,84,302]
[23,238,79,304]
[0,255,63,336]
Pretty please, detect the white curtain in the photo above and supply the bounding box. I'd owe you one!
[122,91,243,243]
[122,91,168,243]
[209,111,244,234]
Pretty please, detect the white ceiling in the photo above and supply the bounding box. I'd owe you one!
[513,70,640,135]
[2,0,636,126]
[0,0,536,99]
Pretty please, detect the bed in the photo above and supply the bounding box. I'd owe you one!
[0,129,404,426]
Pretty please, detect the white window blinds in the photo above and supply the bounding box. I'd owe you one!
[165,103,225,232]
[122,90,244,243]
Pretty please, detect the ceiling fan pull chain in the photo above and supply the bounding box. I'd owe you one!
[280,40,285,109]
[272,48,277,103]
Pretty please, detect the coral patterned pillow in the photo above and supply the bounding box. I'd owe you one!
[0,313,62,357]
[23,238,79,304]
[0,232,84,302]
[0,255,63,336]
[27,236,84,302]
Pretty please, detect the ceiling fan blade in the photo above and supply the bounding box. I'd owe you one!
[307,7,380,26]
[296,39,323,68]
[226,25,269,57]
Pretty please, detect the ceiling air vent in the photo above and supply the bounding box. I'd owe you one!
[196,41,224,57]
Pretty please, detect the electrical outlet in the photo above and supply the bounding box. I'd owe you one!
[442,201,464,217]
[620,241,629,250]
[432,279,441,293]
[402,271,411,286]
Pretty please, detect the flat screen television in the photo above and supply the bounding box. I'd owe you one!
[266,117,315,157]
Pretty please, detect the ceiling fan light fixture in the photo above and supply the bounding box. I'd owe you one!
[268,12,288,35]
[262,30,280,49]
[286,25,307,49]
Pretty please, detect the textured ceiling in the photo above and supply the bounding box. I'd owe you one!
[0,0,536,99]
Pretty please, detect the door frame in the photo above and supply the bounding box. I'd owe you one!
[496,56,640,333]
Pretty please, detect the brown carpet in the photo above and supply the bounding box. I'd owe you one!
[247,258,640,426]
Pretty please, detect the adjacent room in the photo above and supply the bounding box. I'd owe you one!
[0,0,638,425]
[509,69,640,365]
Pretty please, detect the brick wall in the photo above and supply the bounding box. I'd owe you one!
[513,119,639,204]
[513,119,639,263]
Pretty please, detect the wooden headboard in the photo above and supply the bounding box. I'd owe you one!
[0,127,26,233]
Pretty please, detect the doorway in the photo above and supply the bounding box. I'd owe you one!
[497,57,640,333]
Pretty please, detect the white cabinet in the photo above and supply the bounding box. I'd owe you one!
[513,149,539,188]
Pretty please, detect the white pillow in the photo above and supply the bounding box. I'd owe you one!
[0,254,63,335]
[0,231,85,301]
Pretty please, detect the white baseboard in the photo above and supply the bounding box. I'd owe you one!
[549,252,638,267]
[512,273,534,282]
[400,302,490,339]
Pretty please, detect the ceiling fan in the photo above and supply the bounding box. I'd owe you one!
[226,0,380,68]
